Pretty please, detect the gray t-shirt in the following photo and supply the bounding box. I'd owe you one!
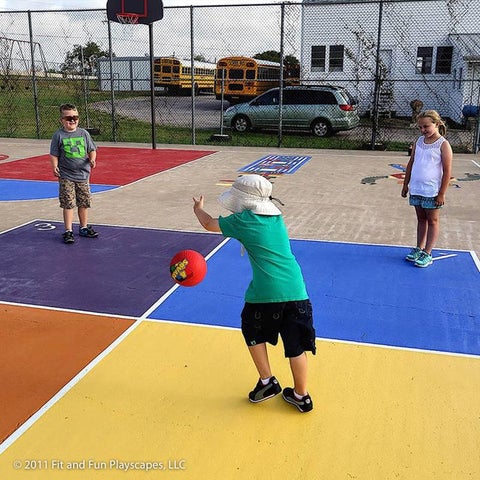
[50,128,96,182]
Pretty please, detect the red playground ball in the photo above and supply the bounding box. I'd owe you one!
[169,250,207,287]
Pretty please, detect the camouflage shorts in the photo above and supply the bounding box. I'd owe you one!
[59,177,91,209]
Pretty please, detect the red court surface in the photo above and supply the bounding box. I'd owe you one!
[0,304,135,444]
[0,147,216,185]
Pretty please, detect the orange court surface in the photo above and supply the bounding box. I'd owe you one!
[0,138,479,479]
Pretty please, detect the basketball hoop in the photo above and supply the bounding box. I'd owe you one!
[107,0,163,25]
[116,13,140,24]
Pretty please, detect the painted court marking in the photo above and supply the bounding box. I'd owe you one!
[239,154,312,175]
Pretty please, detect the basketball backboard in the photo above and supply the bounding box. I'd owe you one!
[107,0,163,25]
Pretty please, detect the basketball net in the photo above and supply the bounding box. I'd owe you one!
[116,13,139,24]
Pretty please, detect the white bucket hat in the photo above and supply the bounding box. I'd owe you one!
[218,174,282,216]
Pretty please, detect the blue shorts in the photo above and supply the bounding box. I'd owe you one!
[409,195,441,209]
[241,300,316,358]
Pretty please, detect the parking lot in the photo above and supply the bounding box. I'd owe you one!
[93,93,226,129]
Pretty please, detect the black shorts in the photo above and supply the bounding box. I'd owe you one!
[241,300,316,358]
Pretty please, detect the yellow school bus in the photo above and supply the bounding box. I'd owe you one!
[154,56,216,95]
[215,56,299,104]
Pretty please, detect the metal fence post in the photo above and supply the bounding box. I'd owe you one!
[370,0,384,150]
[149,23,156,149]
[278,2,285,148]
[107,19,117,142]
[190,6,196,146]
[27,11,40,139]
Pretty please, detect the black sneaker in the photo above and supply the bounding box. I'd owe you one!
[62,230,74,244]
[282,387,313,413]
[248,376,282,403]
[79,225,98,238]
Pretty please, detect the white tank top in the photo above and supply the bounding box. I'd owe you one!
[409,136,446,197]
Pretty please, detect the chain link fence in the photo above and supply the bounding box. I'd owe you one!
[1,1,479,152]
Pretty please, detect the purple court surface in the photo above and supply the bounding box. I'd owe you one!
[0,221,224,317]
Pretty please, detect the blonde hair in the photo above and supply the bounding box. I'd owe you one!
[418,110,447,136]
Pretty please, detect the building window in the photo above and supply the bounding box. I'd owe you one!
[311,46,326,72]
[329,45,344,72]
[435,46,453,74]
[416,47,433,74]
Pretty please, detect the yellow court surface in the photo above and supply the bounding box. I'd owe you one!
[1,320,479,479]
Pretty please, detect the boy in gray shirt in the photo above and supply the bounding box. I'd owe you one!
[50,103,98,244]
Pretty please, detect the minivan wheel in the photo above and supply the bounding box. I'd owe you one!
[312,119,331,137]
[232,115,251,133]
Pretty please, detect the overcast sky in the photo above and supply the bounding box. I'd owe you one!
[1,0,293,66]
[0,0,283,11]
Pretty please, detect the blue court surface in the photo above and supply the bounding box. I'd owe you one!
[0,179,116,201]
[1,220,479,357]
[152,236,480,357]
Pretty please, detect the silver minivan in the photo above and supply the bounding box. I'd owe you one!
[223,85,360,137]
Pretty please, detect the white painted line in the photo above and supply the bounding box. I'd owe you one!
[432,253,458,262]
[0,300,137,321]
[315,336,480,359]
[470,250,480,272]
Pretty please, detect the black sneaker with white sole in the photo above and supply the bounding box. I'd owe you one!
[248,376,282,403]
[282,387,313,413]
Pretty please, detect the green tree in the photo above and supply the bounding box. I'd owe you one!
[253,50,300,76]
[61,42,112,76]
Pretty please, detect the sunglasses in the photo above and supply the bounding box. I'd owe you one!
[62,115,79,122]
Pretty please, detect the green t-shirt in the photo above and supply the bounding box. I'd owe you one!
[219,210,308,303]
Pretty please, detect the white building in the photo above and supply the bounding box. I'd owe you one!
[97,56,153,92]
[300,0,480,122]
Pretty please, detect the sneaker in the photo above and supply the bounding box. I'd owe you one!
[405,247,422,262]
[414,250,433,268]
[62,230,74,244]
[248,376,282,403]
[282,387,313,413]
[79,225,98,238]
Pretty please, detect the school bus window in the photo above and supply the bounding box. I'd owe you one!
[230,69,244,79]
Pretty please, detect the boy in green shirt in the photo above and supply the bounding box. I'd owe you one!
[193,174,316,413]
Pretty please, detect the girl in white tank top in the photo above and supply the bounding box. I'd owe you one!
[401,110,453,267]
